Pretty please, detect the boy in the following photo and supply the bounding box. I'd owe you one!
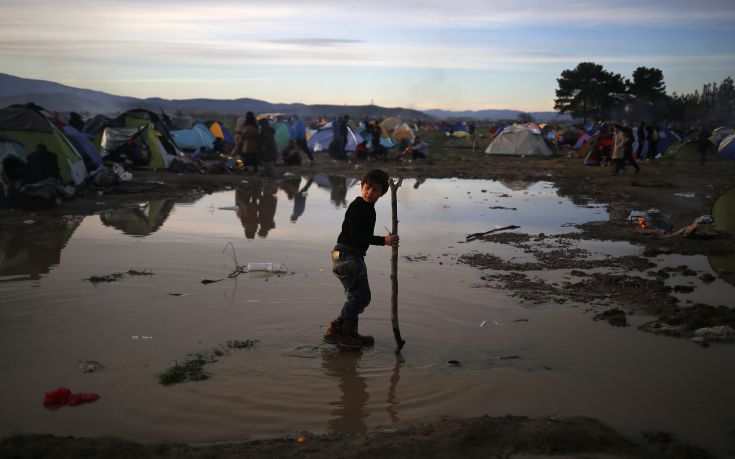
[323,169,399,349]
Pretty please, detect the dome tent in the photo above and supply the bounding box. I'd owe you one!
[0,104,87,185]
[485,124,553,156]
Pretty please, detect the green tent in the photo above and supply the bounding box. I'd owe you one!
[712,185,735,235]
[99,109,181,170]
[661,138,718,161]
[0,104,87,185]
[273,121,292,153]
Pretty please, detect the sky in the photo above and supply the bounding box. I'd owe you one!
[1,0,734,112]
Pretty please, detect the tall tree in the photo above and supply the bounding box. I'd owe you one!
[629,66,667,100]
[554,62,626,122]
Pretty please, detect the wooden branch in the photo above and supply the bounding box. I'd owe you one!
[465,225,520,242]
[389,178,405,353]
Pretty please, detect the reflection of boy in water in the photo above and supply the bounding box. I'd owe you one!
[321,351,368,435]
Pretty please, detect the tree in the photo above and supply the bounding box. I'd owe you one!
[629,67,667,100]
[554,62,627,122]
[628,67,669,121]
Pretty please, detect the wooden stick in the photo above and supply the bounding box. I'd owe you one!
[389,178,405,353]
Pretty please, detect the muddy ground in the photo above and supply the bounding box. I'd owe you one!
[1,142,734,458]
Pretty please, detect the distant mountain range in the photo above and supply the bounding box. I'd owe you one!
[424,108,569,123]
[0,73,566,122]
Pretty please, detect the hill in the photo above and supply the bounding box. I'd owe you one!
[0,73,565,121]
[424,108,569,122]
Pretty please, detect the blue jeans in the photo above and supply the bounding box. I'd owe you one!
[332,249,371,321]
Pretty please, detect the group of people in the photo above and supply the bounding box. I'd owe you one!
[231,112,281,176]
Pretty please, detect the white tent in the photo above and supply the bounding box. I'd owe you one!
[307,122,364,152]
[485,124,553,156]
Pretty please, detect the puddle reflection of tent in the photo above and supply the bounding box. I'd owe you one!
[99,199,176,237]
[312,174,359,207]
[498,179,536,191]
[0,217,82,281]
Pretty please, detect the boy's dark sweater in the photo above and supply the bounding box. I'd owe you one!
[337,197,384,255]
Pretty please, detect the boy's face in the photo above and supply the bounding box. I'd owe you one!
[361,182,383,203]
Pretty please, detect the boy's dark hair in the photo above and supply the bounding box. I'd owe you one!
[361,169,389,196]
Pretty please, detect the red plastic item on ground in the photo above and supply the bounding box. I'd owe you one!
[43,387,99,407]
[68,393,100,406]
[43,387,72,406]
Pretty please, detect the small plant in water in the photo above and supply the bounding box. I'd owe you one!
[226,339,259,349]
[85,272,126,285]
[84,269,154,285]
[158,354,209,385]
[159,339,259,385]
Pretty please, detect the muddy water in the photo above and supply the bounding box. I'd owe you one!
[1,177,734,454]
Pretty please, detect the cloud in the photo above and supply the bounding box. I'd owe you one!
[262,38,364,47]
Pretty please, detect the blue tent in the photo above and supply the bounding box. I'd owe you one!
[653,127,681,157]
[171,122,216,151]
[62,125,102,170]
[209,121,235,147]
[718,133,735,160]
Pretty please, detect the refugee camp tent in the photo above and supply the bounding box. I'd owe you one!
[273,121,293,152]
[718,133,735,160]
[574,133,593,150]
[661,138,718,161]
[307,122,364,152]
[709,255,735,287]
[485,124,553,156]
[392,123,415,143]
[61,125,102,171]
[101,109,182,169]
[0,138,28,199]
[710,127,735,148]
[171,122,216,151]
[209,121,235,147]
[712,185,735,235]
[652,127,680,157]
[380,117,401,132]
[449,121,470,138]
[0,104,87,185]
[170,116,196,131]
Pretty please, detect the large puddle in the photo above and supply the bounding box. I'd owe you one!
[1,176,734,454]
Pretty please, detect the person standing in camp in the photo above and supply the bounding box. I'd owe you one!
[646,123,659,160]
[291,115,313,163]
[339,115,350,156]
[258,117,277,177]
[636,121,647,160]
[238,111,259,174]
[624,125,640,173]
[611,124,627,175]
[323,169,399,349]
[697,125,711,165]
[468,121,477,151]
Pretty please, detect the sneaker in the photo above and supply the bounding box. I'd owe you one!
[322,318,342,344]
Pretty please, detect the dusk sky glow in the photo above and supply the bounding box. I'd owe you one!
[2,0,734,111]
